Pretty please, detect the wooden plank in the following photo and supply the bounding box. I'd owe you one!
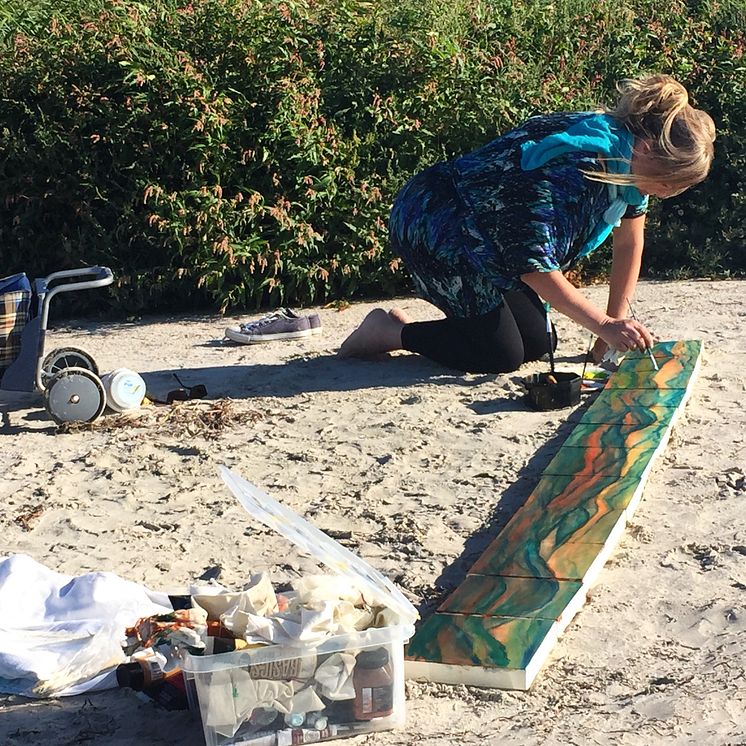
[622,339,702,371]
[578,388,684,425]
[405,612,558,690]
[561,421,669,450]
[468,473,640,580]
[542,445,657,477]
[438,575,584,621]
[405,340,703,690]
[470,522,624,582]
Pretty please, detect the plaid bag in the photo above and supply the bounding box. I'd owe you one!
[0,273,32,371]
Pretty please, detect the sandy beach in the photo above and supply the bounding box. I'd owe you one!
[1,278,745,746]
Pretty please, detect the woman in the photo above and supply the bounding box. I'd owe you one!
[339,75,716,372]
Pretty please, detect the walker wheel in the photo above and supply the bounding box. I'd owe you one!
[44,367,106,425]
[42,347,98,387]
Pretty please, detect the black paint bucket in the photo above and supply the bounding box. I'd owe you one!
[524,371,582,411]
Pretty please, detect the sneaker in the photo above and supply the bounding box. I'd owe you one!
[306,311,322,335]
[225,310,312,344]
[276,307,322,335]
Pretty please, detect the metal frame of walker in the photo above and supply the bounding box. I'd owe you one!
[1,266,114,424]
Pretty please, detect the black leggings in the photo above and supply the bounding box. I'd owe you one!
[401,286,556,373]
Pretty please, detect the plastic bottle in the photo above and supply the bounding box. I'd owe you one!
[352,647,394,720]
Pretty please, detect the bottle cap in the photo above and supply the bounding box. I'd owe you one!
[116,662,145,690]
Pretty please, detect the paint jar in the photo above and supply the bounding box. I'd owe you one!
[101,367,146,412]
[524,371,581,410]
[352,647,394,720]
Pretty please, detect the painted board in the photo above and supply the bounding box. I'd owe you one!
[405,339,703,690]
[622,339,702,370]
[405,612,558,690]
[438,574,584,621]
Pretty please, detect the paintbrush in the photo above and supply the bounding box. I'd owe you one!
[544,303,556,381]
[626,298,659,371]
[581,333,593,384]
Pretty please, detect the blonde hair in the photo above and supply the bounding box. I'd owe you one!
[591,75,715,191]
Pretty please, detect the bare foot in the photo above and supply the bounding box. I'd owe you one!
[338,308,405,358]
[389,307,414,324]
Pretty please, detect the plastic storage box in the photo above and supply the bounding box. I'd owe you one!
[181,467,418,746]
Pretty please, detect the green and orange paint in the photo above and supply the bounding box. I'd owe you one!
[405,340,702,689]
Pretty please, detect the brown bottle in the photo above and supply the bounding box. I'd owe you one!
[116,660,188,711]
[352,647,394,720]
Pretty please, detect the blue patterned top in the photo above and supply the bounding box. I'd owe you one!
[389,112,648,317]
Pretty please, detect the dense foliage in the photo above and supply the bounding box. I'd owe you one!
[0,0,744,313]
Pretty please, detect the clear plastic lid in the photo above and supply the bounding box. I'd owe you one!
[219,466,419,627]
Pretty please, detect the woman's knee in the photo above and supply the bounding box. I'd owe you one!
[465,338,525,373]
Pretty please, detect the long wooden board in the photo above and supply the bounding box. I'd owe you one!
[405,340,702,689]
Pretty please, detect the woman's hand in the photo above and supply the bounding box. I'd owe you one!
[598,317,655,354]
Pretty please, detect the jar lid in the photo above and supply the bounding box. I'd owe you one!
[356,647,390,669]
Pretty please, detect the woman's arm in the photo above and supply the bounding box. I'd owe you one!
[591,214,647,360]
[607,214,646,315]
[520,265,654,353]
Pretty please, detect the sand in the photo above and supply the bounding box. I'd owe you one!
[1,278,744,746]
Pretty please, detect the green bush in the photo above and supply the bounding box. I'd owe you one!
[0,0,743,313]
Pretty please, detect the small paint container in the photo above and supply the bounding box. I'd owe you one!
[524,371,581,411]
[101,367,146,412]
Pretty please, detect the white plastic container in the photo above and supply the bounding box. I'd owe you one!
[101,368,146,412]
[181,467,418,746]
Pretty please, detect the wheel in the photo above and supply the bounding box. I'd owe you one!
[44,367,106,425]
[42,347,98,387]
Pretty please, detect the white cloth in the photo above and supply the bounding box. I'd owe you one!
[0,554,172,697]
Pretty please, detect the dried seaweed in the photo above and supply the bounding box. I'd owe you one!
[58,398,262,440]
[14,504,45,531]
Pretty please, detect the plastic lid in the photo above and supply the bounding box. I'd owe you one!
[219,466,419,627]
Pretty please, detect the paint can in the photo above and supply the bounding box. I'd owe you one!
[101,367,146,412]
[524,371,581,410]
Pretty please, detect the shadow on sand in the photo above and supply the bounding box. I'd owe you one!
[139,352,529,408]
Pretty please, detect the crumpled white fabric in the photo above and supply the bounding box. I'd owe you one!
[227,601,337,645]
[205,668,294,737]
[220,574,380,645]
[195,572,278,624]
[0,554,172,697]
[292,575,365,606]
[288,683,325,713]
[313,652,356,700]
[229,599,375,646]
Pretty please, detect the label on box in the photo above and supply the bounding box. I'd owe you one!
[248,658,305,681]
